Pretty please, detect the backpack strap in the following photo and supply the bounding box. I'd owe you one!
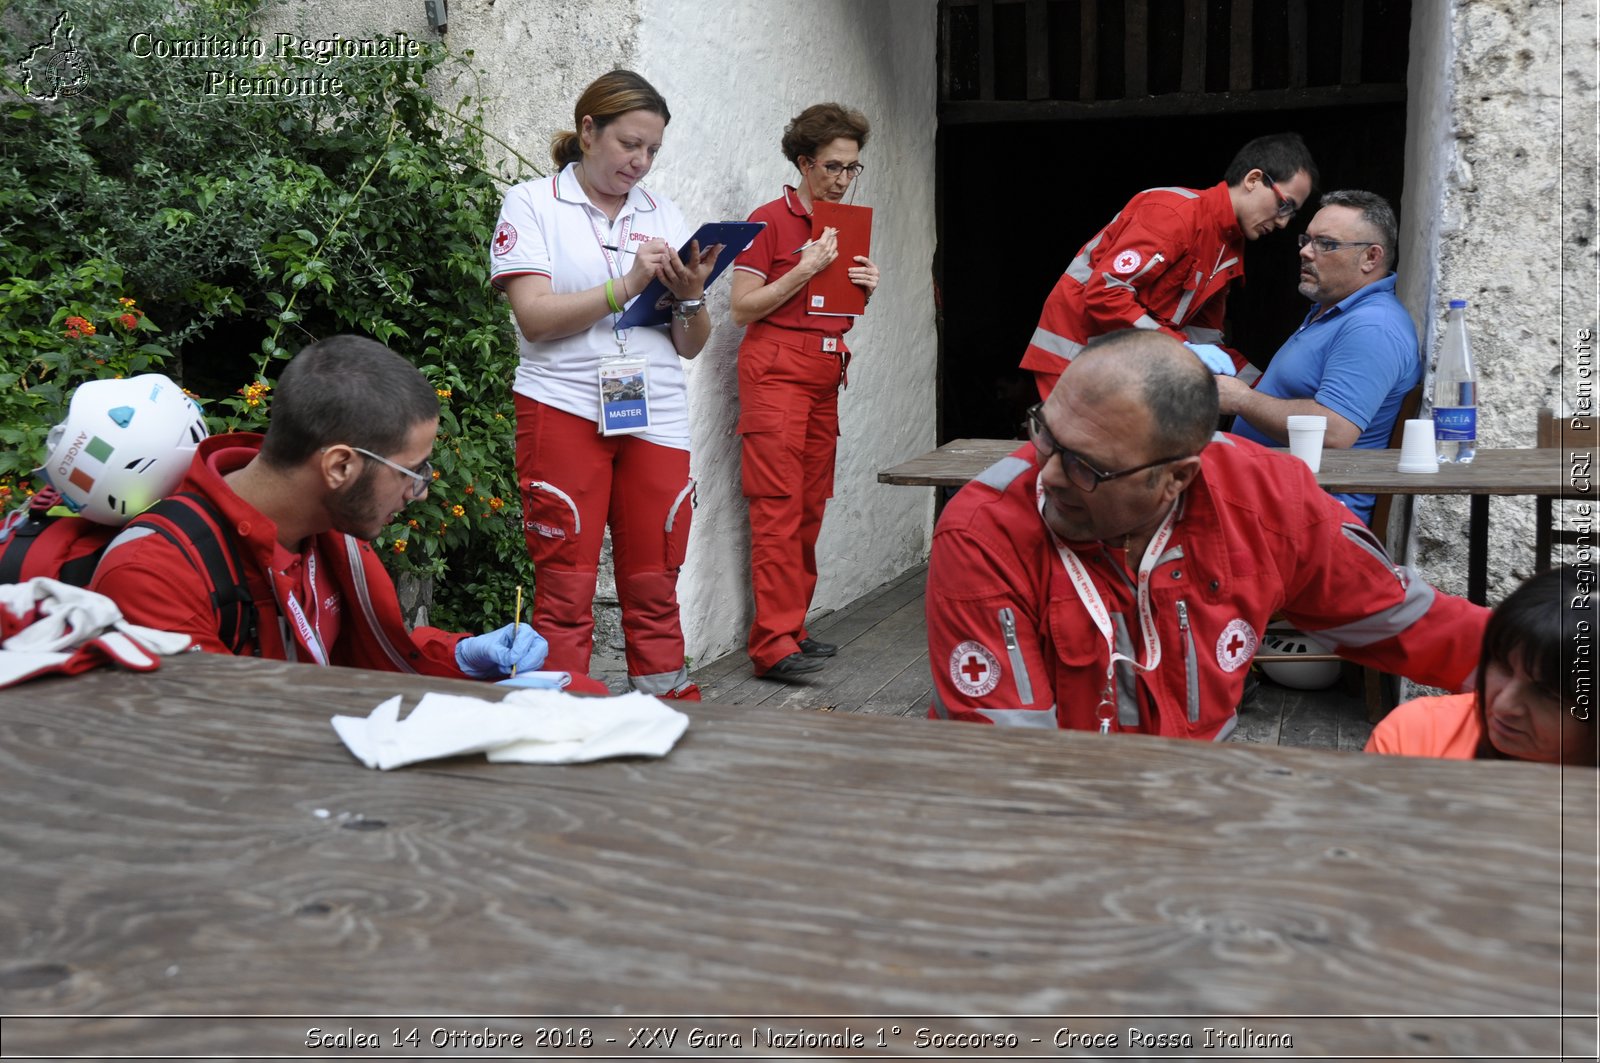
[139,494,259,656]
[0,509,48,585]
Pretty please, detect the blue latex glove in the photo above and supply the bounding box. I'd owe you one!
[455,623,549,679]
[1184,341,1237,376]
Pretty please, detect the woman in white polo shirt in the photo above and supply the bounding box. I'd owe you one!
[489,69,721,699]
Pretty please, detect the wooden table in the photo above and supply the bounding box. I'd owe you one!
[881,442,1596,604]
[2,653,1594,1057]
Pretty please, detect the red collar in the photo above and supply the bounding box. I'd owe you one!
[781,185,811,217]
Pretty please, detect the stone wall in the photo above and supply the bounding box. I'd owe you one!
[1405,0,1598,601]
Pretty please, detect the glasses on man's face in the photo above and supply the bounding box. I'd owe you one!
[811,159,865,180]
[1025,405,1185,493]
[350,446,432,499]
[1296,233,1374,255]
[1262,173,1299,219]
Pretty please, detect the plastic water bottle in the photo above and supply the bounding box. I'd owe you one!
[1432,299,1477,463]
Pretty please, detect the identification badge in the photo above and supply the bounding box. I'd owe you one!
[598,357,651,436]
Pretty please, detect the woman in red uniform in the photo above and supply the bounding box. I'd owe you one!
[729,103,879,680]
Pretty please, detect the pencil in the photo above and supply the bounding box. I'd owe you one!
[510,584,523,679]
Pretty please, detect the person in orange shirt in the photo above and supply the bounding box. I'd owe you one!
[1366,566,1597,765]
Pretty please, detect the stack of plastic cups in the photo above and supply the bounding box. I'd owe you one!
[1397,419,1440,474]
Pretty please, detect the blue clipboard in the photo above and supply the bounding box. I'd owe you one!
[614,221,765,329]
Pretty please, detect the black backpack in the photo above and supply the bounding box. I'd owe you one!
[0,489,258,655]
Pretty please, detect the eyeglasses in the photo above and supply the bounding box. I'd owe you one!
[1262,173,1299,219]
[349,446,433,498]
[1025,405,1187,493]
[810,159,865,180]
[1296,233,1375,255]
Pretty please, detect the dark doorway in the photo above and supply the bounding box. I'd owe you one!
[935,0,1413,443]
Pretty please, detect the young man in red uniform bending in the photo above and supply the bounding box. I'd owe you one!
[1020,133,1318,401]
[92,336,545,679]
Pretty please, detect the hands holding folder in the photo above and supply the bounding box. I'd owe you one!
[802,202,877,316]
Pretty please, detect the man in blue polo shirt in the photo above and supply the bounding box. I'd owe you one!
[1215,190,1420,524]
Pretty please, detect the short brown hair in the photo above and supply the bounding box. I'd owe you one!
[780,103,870,166]
[261,335,438,469]
[550,69,671,168]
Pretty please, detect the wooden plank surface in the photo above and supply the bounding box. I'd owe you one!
[1,653,1595,1058]
[881,439,1597,497]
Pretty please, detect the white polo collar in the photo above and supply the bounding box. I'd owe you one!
[552,161,658,214]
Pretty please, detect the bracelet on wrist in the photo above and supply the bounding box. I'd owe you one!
[604,279,622,314]
[672,298,706,323]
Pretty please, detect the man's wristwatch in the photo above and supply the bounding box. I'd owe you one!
[672,298,705,322]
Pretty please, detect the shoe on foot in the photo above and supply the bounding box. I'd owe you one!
[798,638,837,658]
[758,652,825,680]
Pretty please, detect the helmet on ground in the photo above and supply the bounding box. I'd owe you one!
[1258,629,1341,690]
[41,374,208,526]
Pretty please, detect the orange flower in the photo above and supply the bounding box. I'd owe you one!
[407,518,419,528]
[488,496,504,510]
[118,313,139,330]
[464,484,474,495]
[450,504,465,518]
[118,297,137,308]
[64,315,95,339]
[435,387,452,399]
[392,539,407,553]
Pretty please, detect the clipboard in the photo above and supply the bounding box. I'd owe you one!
[804,201,873,318]
[614,221,765,329]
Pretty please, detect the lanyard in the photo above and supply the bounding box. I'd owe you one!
[1036,482,1178,734]
[282,550,329,666]
[586,207,634,355]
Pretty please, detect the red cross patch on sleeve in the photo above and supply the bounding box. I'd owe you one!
[950,640,1002,697]
[492,221,518,257]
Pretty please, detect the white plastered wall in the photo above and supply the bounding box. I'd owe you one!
[638,0,938,663]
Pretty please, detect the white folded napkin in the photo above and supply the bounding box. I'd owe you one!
[331,688,689,770]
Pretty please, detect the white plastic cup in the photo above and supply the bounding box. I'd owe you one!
[1397,418,1440,474]
[1285,415,1327,473]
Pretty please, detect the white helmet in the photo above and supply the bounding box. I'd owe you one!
[1258,629,1342,690]
[42,374,208,525]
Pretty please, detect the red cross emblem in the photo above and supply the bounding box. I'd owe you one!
[492,221,517,257]
[1215,618,1258,672]
[949,640,1001,696]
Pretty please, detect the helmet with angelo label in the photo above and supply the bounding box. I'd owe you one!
[42,374,209,525]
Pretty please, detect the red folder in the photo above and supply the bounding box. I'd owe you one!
[804,201,873,318]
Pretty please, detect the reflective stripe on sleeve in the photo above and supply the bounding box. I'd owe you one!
[975,706,1061,728]
[975,456,1034,493]
[1029,327,1086,361]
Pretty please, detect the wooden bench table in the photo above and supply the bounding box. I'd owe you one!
[882,441,1596,603]
[1,653,1594,1056]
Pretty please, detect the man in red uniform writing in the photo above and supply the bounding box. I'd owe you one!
[91,336,548,680]
[928,330,1486,739]
[1020,133,1319,401]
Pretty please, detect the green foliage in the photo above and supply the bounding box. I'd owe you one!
[2,0,543,632]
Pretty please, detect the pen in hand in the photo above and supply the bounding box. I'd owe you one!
[509,584,523,679]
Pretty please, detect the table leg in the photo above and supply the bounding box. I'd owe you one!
[1469,495,1488,605]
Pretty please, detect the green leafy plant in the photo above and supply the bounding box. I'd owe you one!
[2,0,543,631]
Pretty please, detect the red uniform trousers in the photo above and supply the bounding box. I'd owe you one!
[515,396,698,698]
[736,326,845,672]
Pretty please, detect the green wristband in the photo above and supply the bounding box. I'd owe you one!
[604,278,622,314]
